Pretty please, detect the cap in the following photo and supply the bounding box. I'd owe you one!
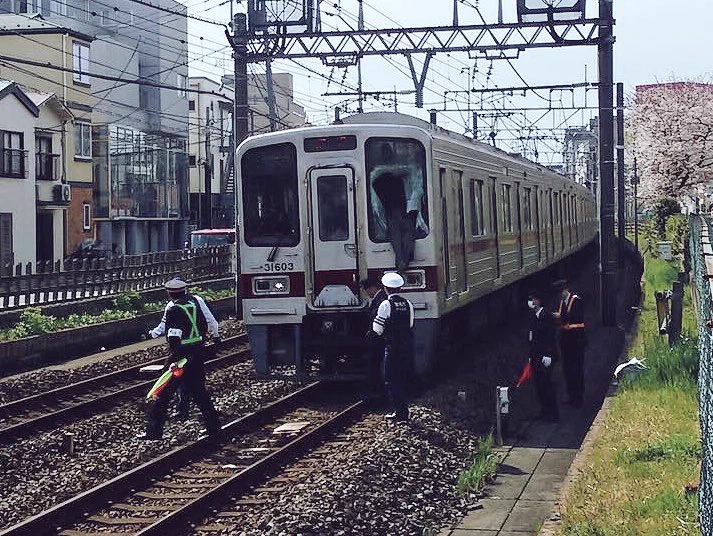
[527,289,543,300]
[553,279,569,291]
[381,272,405,289]
[164,278,188,292]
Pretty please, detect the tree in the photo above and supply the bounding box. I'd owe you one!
[630,81,713,201]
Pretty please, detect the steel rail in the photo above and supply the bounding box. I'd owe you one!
[0,382,326,536]
[0,334,248,442]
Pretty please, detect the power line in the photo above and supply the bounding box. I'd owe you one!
[125,0,227,26]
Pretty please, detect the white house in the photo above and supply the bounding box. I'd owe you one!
[0,80,72,273]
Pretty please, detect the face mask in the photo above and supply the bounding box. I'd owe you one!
[527,300,536,310]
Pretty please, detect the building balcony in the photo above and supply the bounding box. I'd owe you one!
[36,153,60,181]
[0,148,27,179]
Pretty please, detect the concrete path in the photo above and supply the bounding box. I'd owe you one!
[441,252,641,536]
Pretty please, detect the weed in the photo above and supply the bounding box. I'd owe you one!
[456,433,498,496]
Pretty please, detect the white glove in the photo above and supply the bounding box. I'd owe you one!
[149,329,159,339]
[542,356,552,368]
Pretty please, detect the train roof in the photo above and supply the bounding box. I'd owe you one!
[238,112,588,192]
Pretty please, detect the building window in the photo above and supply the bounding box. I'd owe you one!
[35,135,55,181]
[0,213,12,275]
[73,42,90,85]
[177,74,187,98]
[188,100,195,111]
[82,203,91,231]
[188,154,197,167]
[74,122,91,159]
[0,130,25,178]
[66,0,88,20]
[469,179,485,236]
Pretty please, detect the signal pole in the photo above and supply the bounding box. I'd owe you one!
[599,0,617,326]
[232,13,249,146]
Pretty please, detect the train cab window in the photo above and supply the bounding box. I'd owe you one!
[316,175,349,241]
[501,184,513,233]
[523,188,533,230]
[365,137,429,245]
[241,142,300,247]
[469,179,485,236]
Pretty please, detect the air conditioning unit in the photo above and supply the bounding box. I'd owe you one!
[53,183,71,203]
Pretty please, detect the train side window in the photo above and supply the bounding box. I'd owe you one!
[501,184,513,233]
[553,192,560,224]
[469,179,485,236]
[523,187,532,230]
[316,175,349,241]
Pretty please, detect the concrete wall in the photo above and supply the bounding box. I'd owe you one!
[0,92,37,267]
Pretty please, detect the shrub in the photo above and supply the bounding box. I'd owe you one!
[652,197,681,237]
[113,292,144,313]
[665,214,688,255]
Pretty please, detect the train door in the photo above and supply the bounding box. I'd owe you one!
[534,185,542,263]
[490,177,501,279]
[439,167,452,297]
[452,170,468,294]
[308,168,361,308]
[515,182,523,269]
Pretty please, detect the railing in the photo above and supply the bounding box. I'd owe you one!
[688,215,713,533]
[0,245,234,310]
[0,148,26,178]
[35,152,60,181]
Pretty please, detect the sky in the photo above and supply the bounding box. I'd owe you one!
[183,0,713,164]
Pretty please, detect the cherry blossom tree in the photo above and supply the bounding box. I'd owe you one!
[630,81,713,201]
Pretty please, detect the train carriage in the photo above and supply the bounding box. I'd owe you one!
[236,112,596,379]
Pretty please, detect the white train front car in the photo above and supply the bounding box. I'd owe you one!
[236,121,438,379]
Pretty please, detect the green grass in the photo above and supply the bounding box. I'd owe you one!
[456,433,498,496]
[556,240,701,535]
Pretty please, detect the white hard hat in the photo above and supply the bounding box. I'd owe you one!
[381,272,405,289]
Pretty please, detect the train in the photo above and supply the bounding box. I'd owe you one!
[235,112,597,379]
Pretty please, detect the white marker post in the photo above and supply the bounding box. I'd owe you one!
[495,386,510,446]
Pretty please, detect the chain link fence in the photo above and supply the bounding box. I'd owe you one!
[689,214,713,532]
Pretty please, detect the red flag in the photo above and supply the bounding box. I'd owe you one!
[516,361,534,387]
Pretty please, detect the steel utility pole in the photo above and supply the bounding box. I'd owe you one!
[616,82,625,254]
[232,13,249,146]
[633,156,639,253]
[204,105,213,229]
[599,0,617,326]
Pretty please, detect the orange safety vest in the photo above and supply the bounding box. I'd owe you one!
[559,294,585,331]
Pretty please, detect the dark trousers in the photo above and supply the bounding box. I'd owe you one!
[561,334,585,405]
[384,345,410,421]
[533,360,558,419]
[176,382,191,417]
[147,360,219,437]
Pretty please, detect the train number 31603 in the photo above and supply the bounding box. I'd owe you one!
[264,262,294,272]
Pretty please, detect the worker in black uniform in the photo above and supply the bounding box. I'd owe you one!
[553,279,586,408]
[138,278,220,440]
[371,272,415,423]
[527,290,559,422]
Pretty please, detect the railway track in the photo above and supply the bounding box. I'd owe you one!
[0,334,249,442]
[1,382,366,536]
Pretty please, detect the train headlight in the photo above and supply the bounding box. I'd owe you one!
[402,270,426,290]
[252,276,290,295]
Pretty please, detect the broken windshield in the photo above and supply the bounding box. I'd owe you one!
[365,137,429,269]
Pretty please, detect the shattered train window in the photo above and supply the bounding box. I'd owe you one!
[365,137,429,244]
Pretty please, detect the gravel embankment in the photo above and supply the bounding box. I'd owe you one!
[0,318,244,404]
[193,314,539,536]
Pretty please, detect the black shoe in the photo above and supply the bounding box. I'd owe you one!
[136,431,161,441]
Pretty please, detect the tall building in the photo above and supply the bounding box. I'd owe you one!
[187,77,234,230]
[563,117,599,194]
[0,14,94,258]
[185,73,306,231]
[0,0,190,254]
[0,81,74,271]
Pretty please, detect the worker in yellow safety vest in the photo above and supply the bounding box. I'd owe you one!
[552,279,586,408]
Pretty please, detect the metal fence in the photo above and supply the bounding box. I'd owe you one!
[689,215,713,532]
[0,245,234,310]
